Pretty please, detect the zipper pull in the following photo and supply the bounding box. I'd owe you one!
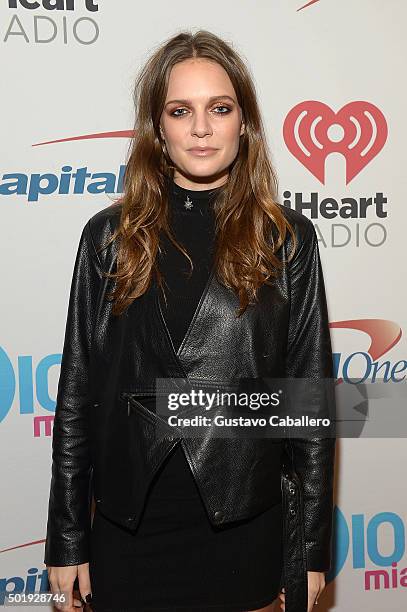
[127,398,130,416]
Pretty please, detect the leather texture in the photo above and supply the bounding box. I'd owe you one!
[44,201,336,612]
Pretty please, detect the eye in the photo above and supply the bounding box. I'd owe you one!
[170,105,232,118]
[171,108,188,117]
[212,105,232,114]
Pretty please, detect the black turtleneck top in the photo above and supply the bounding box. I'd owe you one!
[157,177,221,352]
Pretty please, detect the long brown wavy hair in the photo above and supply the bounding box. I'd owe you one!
[102,29,297,317]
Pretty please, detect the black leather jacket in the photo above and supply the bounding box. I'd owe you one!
[44,201,336,612]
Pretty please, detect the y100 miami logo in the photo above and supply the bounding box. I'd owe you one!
[0,346,60,436]
[331,507,407,591]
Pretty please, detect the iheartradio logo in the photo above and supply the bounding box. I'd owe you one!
[283,101,388,185]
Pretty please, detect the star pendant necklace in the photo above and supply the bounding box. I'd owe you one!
[184,195,194,210]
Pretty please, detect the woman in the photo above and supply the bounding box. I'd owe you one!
[44,30,336,612]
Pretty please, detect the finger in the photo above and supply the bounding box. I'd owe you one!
[55,581,74,611]
[307,592,319,612]
[49,581,66,612]
[72,596,84,608]
[48,582,63,612]
[77,564,92,607]
[72,583,84,608]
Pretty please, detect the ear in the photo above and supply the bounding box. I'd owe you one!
[240,120,245,137]
[159,125,165,139]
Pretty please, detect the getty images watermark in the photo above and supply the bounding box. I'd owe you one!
[122,376,407,439]
[122,377,337,440]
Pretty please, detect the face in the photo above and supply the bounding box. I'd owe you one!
[159,58,245,190]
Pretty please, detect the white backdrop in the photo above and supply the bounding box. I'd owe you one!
[1,1,406,610]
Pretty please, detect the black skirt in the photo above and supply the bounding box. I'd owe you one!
[89,443,284,612]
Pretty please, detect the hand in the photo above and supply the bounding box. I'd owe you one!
[47,562,92,611]
[277,570,326,611]
[306,571,325,611]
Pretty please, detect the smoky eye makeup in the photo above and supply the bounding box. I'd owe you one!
[167,100,235,117]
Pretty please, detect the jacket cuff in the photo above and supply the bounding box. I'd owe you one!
[305,545,332,572]
[44,535,90,567]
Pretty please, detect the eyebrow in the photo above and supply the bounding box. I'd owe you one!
[164,95,236,107]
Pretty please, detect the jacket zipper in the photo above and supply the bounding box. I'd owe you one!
[121,392,149,416]
[122,392,176,427]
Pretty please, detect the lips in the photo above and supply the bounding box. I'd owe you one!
[187,147,218,156]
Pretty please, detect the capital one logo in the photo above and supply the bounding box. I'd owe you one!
[283,101,388,185]
[298,0,321,10]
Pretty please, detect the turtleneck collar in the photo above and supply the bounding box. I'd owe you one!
[166,177,223,215]
[169,177,223,200]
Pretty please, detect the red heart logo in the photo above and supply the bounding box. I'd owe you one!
[283,101,388,184]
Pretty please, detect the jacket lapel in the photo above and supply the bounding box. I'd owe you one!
[153,265,216,377]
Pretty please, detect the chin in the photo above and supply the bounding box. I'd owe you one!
[186,167,220,178]
[181,161,227,179]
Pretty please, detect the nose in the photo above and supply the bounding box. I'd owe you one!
[191,109,213,138]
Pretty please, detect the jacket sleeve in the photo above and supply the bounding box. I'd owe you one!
[44,219,103,567]
[285,219,336,572]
